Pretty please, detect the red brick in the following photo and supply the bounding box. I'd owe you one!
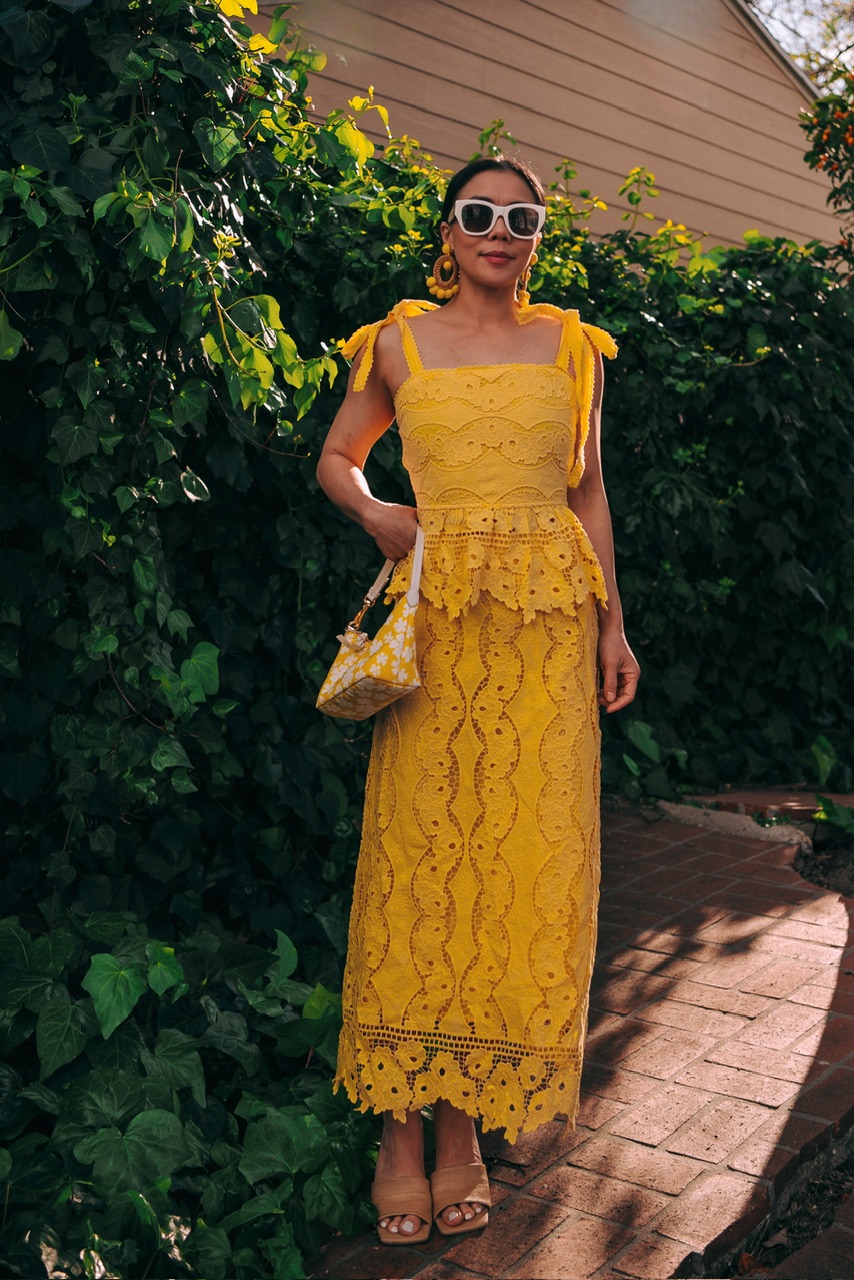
[576,1092,625,1129]
[705,1039,820,1084]
[745,864,810,889]
[587,1008,624,1041]
[591,969,675,1014]
[586,1020,669,1066]
[507,1214,636,1279]
[753,1108,831,1158]
[765,1222,854,1278]
[675,1061,798,1106]
[666,873,742,901]
[702,891,792,919]
[570,1134,706,1194]
[789,984,854,1016]
[608,910,680,936]
[770,917,849,948]
[609,1083,712,1147]
[485,1119,584,1186]
[620,1027,717,1079]
[666,979,773,1017]
[743,840,800,867]
[735,1002,826,1049]
[679,838,753,862]
[442,1193,571,1271]
[750,931,842,966]
[612,1235,696,1279]
[619,867,709,896]
[791,1014,854,1065]
[695,912,770,945]
[581,1064,659,1105]
[635,997,747,1037]
[660,903,734,937]
[739,958,821,998]
[795,1067,854,1131]
[785,894,851,927]
[812,966,854,992]
[632,930,723,961]
[608,946,704,980]
[727,1137,798,1189]
[692,951,778,989]
[526,1165,669,1225]
[665,1098,769,1163]
[317,1240,426,1279]
[656,1172,771,1254]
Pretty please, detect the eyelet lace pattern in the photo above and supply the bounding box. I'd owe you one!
[333,302,614,1139]
[334,595,601,1141]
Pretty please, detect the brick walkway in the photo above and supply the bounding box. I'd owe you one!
[313,811,854,1280]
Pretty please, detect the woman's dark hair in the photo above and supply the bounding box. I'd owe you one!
[439,155,546,224]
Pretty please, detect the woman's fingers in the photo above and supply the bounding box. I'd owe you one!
[598,641,641,713]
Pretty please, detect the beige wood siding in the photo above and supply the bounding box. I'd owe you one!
[261,0,837,247]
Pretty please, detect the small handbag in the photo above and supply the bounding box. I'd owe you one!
[316,525,425,721]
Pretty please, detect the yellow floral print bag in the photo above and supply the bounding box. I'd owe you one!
[316,525,425,721]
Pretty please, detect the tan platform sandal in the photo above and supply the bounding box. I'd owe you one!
[371,1174,432,1245]
[430,1162,491,1236]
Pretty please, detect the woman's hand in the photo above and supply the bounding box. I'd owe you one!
[363,501,419,561]
[597,627,641,713]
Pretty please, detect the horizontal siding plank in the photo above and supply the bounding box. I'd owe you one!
[269,0,834,244]
[299,0,815,149]
[522,0,807,97]
[303,68,839,246]
[300,27,831,219]
[296,3,817,187]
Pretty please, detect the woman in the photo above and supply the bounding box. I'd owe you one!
[316,155,640,1246]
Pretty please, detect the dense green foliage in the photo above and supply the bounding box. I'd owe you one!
[1,0,853,1275]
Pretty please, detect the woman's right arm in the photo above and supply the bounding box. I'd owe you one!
[316,342,419,561]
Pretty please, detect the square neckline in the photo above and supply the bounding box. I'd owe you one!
[394,313,575,401]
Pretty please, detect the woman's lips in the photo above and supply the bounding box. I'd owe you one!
[482,252,513,264]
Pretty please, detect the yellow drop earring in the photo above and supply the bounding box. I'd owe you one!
[426,243,460,300]
[517,251,539,307]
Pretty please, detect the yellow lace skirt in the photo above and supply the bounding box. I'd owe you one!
[334,593,601,1142]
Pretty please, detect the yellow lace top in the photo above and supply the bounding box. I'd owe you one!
[341,299,617,623]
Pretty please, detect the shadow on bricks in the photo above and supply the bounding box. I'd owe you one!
[310,812,854,1280]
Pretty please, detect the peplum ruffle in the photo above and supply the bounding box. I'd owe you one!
[387,505,607,623]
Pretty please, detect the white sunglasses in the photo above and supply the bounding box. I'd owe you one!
[453,199,546,239]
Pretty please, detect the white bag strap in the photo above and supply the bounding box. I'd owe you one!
[347,524,424,630]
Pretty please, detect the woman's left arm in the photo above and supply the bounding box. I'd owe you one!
[567,349,641,713]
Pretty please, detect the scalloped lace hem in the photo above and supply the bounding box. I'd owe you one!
[333,1023,583,1143]
[387,507,607,622]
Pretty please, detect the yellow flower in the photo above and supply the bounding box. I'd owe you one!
[518,1055,546,1090]
[395,1041,426,1072]
[465,1049,494,1080]
[426,1051,471,1111]
[360,1047,409,1108]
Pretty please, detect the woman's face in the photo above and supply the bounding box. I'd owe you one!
[442,169,543,296]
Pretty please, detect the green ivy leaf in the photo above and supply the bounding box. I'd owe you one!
[625,720,661,764]
[180,642,220,695]
[0,310,24,362]
[193,118,244,171]
[150,737,192,771]
[11,125,70,173]
[37,990,97,1080]
[73,1108,188,1195]
[238,1110,328,1182]
[146,943,184,994]
[139,1028,206,1107]
[303,1163,355,1233]
[49,414,97,465]
[138,212,174,261]
[81,953,147,1039]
